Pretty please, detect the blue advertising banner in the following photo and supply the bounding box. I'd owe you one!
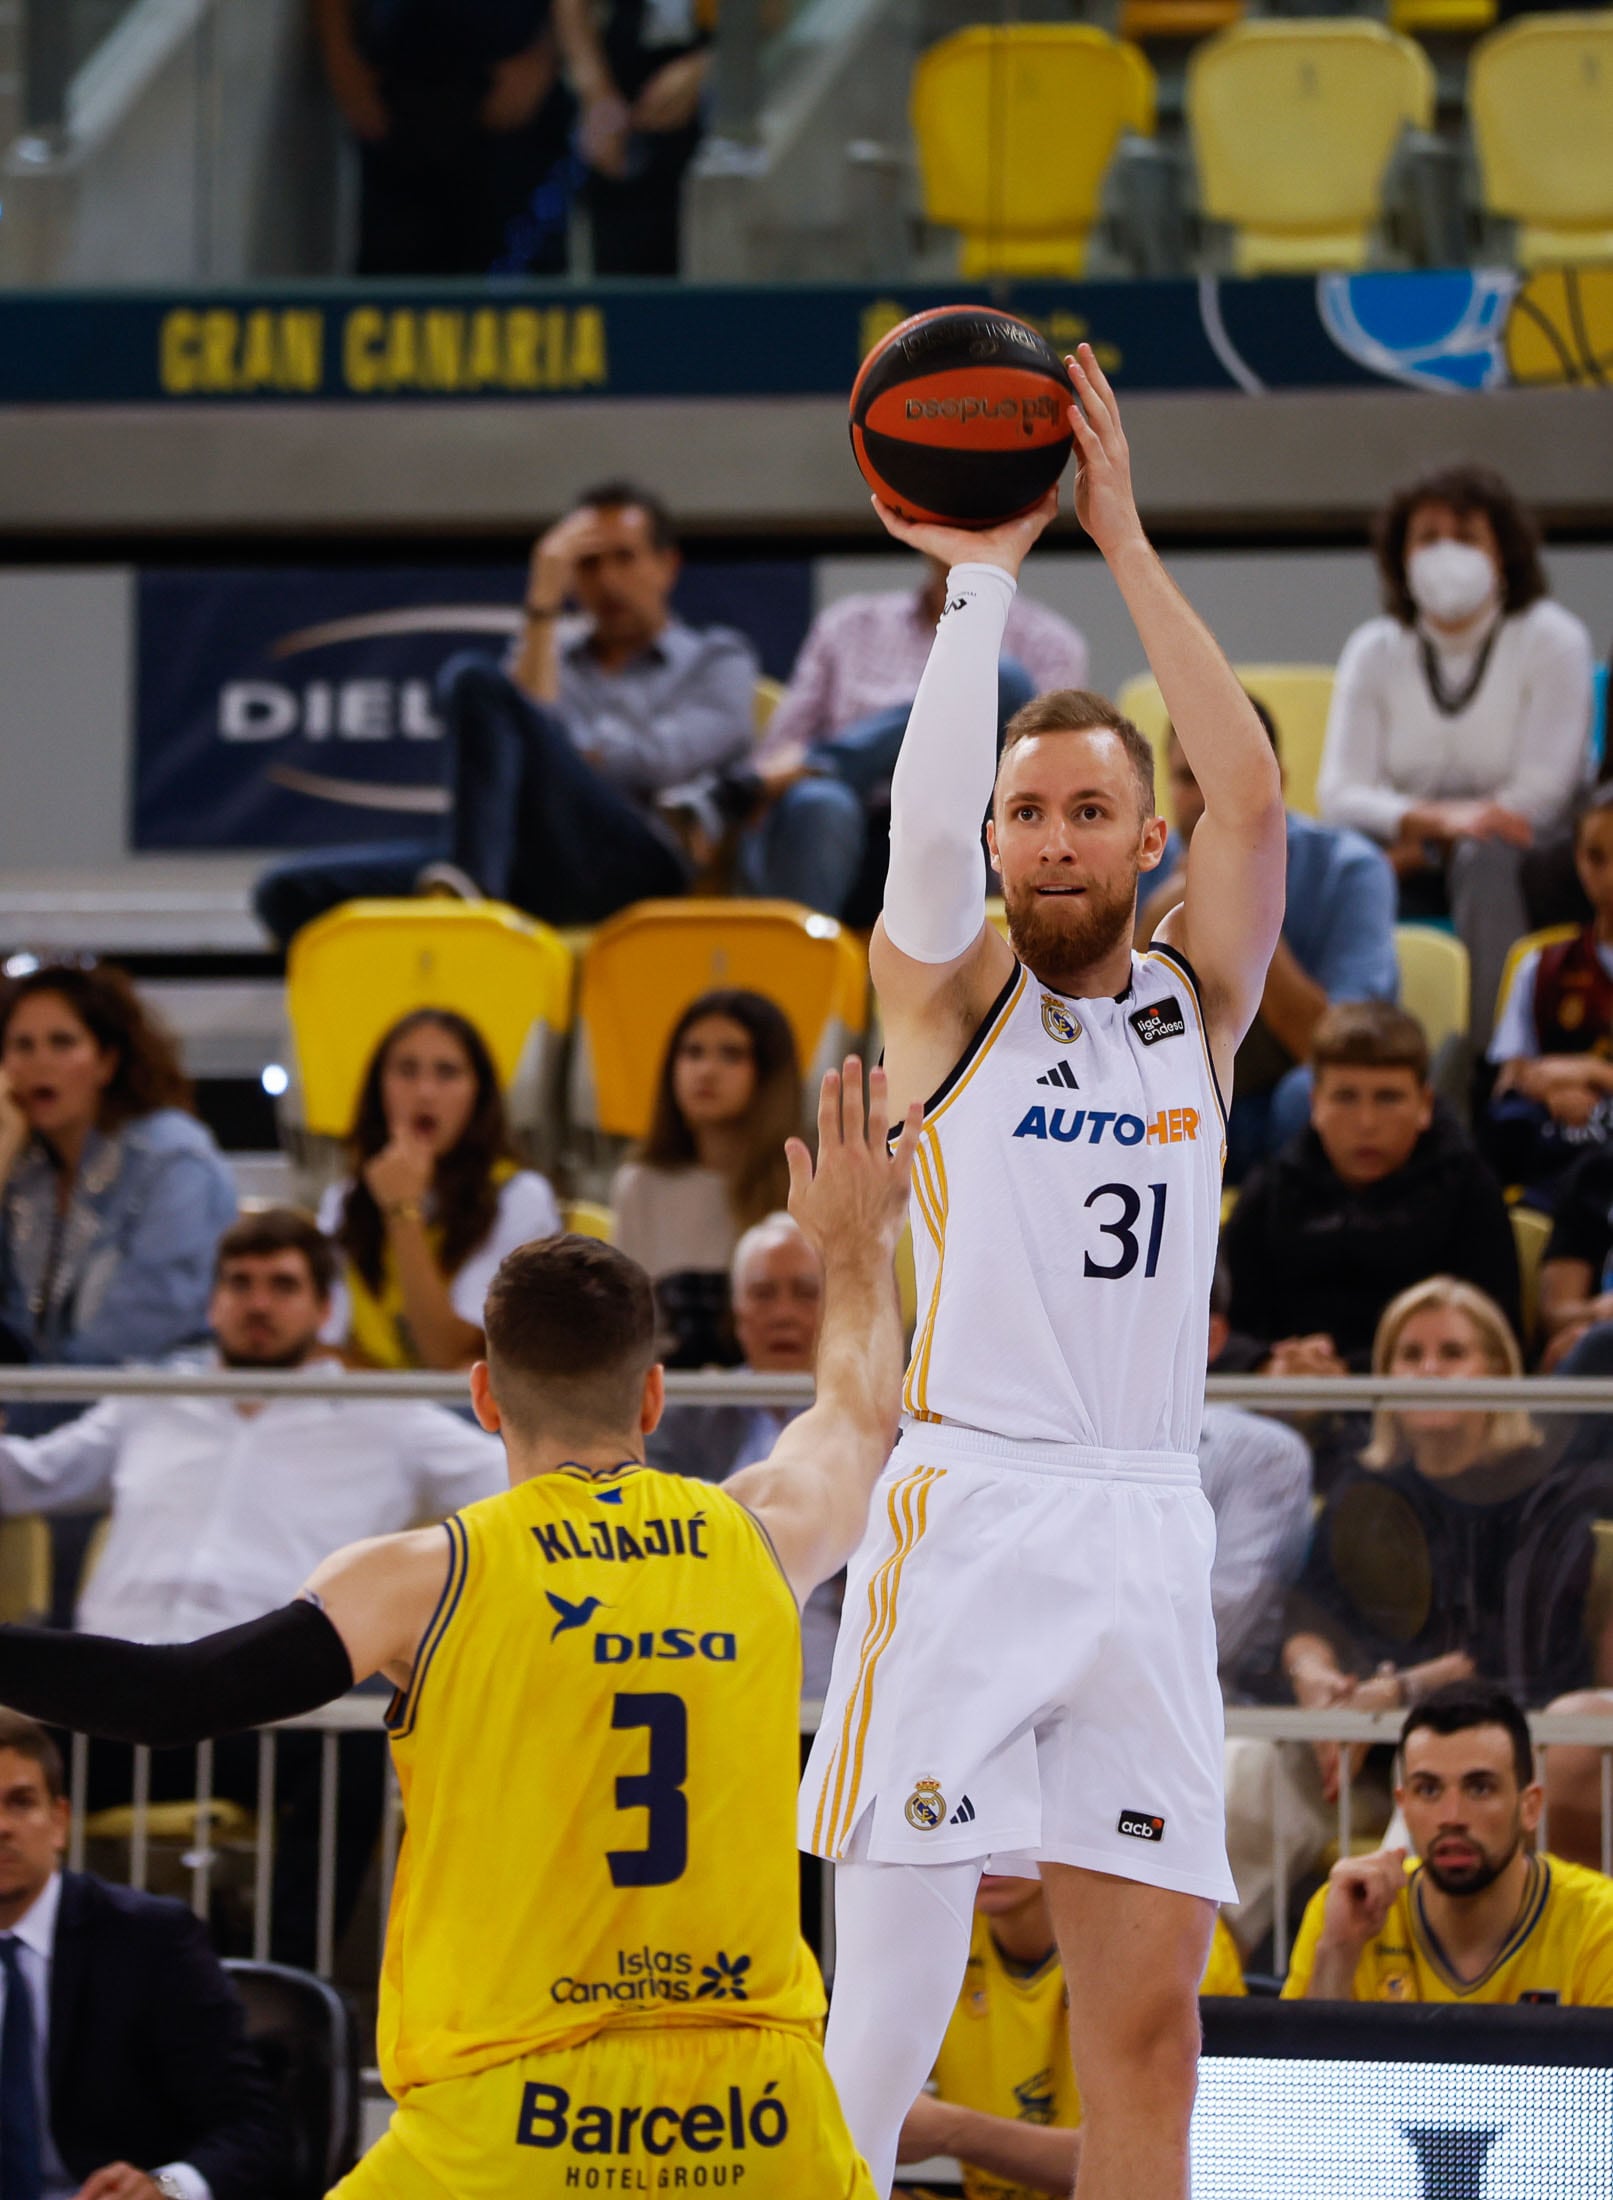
[7,265,1609,406]
[134,561,812,851]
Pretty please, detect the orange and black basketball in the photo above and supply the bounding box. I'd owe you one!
[849,306,1074,528]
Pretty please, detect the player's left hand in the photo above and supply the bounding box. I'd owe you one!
[74,2165,167,2200]
[786,1058,922,1267]
[896,2090,957,2165]
[1065,343,1146,563]
[869,486,1059,585]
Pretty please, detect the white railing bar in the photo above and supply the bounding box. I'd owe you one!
[5,1366,1613,1410]
[130,1745,149,1889]
[253,1731,276,1965]
[317,1729,339,1980]
[378,1757,401,1975]
[189,1736,214,1920]
[68,1731,87,1871]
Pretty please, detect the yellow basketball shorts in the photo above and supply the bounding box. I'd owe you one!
[331,2024,877,2198]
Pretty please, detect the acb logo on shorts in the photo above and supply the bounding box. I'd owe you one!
[1117,1810,1165,1842]
[1041,995,1081,1045]
[904,1777,948,1831]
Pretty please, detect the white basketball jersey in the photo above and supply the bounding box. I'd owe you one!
[902,943,1226,1459]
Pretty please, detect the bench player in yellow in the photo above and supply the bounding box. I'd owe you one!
[0,1059,919,2198]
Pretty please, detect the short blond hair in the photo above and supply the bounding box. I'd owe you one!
[1362,1275,1536,1469]
[995,690,1156,819]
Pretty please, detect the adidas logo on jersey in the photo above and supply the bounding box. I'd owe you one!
[948,1795,976,1826]
[1035,1059,1080,1091]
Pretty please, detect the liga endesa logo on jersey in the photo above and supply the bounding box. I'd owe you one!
[1012,1102,1201,1147]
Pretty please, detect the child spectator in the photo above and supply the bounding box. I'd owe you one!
[1317,463,1594,1045]
[611,989,800,1367]
[0,960,236,1402]
[321,1008,560,1369]
[1223,1000,1520,1373]
[1486,784,1613,1199]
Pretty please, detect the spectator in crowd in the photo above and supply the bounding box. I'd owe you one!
[320,1009,560,1370]
[613,990,799,1367]
[1284,1681,1613,2004]
[893,1878,1243,2199]
[0,1709,288,2199]
[0,1207,503,1962]
[1486,784,1613,1203]
[1200,1264,1315,1700]
[1537,1141,1613,1368]
[0,959,237,1426]
[1223,1001,1521,1374]
[649,1210,843,1695]
[611,994,796,1364]
[1139,697,1398,1181]
[735,559,1088,921]
[253,484,758,945]
[1317,462,1594,1046]
[316,0,573,277]
[555,0,711,275]
[1225,1278,1607,1954]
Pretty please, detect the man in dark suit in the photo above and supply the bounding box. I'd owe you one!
[0,1708,286,2200]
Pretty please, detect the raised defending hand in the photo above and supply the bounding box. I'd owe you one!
[786,1058,922,1267]
[1065,342,1146,563]
[869,486,1060,586]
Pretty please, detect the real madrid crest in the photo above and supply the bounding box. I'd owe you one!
[1040,993,1081,1046]
[904,1776,948,1831]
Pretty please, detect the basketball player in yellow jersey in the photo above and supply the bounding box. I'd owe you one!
[0,1060,920,2200]
[803,345,1287,2200]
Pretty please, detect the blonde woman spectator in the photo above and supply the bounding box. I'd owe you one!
[1318,464,1594,1044]
[611,989,800,1367]
[321,1008,559,1369]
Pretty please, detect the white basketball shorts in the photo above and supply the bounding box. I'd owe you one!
[799,1420,1236,1904]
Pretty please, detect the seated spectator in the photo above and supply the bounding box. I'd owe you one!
[1223,1001,1521,1374]
[0,1206,503,1962]
[1284,1680,1613,2004]
[1139,698,1398,1182]
[1225,1278,1607,1955]
[320,1008,560,1370]
[1486,785,1613,1203]
[253,483,758,945]
[316,0,573,277]
[737,557,1088,921]
[893,1877,1243,2199]
[556,0,710,276]
[0,1709,288,2198]
[1200,1264,1315,1700]
[1317,462,1594,1046]
[1536,1142,1613,1368]
[612,990,799,1368]
[0,959,237,1427]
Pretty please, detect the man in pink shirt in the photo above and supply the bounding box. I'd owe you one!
[735,555,1089,921]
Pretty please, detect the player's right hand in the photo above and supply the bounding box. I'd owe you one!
[1318,1845,1408,1950]
[786,1058,922,1267]
[869,486,1060,584]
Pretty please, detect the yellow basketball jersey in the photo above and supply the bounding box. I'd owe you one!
[1283,1853,1613,2004]
[378,1464,826,2096]
[932,1912,1082,2200]
[1201,1915,1247,1998]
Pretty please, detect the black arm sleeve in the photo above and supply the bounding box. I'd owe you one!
[0,1600,355,1748]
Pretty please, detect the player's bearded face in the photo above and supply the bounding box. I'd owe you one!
[1000,861,1139,988]
[1421,1811,1523,1897]
[992,730,1153,990]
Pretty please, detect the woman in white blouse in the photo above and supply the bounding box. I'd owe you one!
[320,1008,560,1368]
[1318,464,1594,1042]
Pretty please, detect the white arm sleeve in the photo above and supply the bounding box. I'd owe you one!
[882,561,1016,965]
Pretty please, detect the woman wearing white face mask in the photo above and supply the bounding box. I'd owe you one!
[1317,464,1594,1047]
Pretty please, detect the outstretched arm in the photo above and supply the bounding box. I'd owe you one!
[727,1060,921,1604]
[1062,346,1285,1080]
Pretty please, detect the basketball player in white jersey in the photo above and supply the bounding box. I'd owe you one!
[801,346,1286,2200]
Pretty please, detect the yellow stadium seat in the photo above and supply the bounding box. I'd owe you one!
[911,25,1157,279]
[1115,666,1335,822]
[1390,0,1495,36]
[1394,924,1471,1062]
[1510,1203,1553,1347]
[1186,20,1434,274]
[562,1199,616,1242]
[571,900,871,1143]
[1494,923,1579,1036]
[1121,0,1244,41]
[753,677,784,739]
[283,899,574,1166]
[83,1799,258,1846]
[0,1515,49,1624]
[1470,15,1613,268]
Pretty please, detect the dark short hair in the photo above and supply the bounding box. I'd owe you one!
[215,1207,336,1299]
[483,1234,657,1441]
[1374,462,1547,626]
[571,480,676,553]
[0,1707,65,1799]
[0,959,192,1130]
[1401,1679,1535,1788]
[1311,999,1430,1085]
[998,690,1156,818]
[1574,783,1613,839]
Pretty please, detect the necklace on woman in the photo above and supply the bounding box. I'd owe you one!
[1418,618,1501,717]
